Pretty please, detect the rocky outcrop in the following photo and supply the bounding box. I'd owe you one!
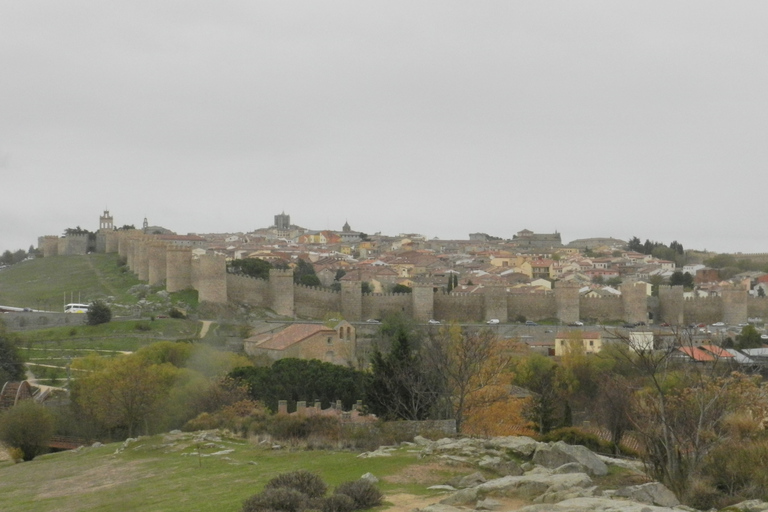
[531,441,608,476]
[408,435,697,512]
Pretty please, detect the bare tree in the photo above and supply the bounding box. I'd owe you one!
[424,324,512,433]
[606,327,759,499]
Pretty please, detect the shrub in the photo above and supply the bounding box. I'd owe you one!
[320,494,355,512]
[265,470,327,499]
[86,300,112,326]
[262,414,341,443]
[169,307,186,319]
[7,447,23,463]
[135,321,152,331]
[334,480,383,510]
[242,487,308,512]
[0,400,55,461]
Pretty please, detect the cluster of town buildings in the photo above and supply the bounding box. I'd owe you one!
[135,211,755,301]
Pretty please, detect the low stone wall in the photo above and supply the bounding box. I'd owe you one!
[380,419,457,437]
[2,312,86,331]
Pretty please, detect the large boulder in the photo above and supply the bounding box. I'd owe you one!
[489,436,540,457]
[478,456,524,476]
[515,496,684,511]
[476,472,593,500]
[614,482,680,508]
[439,487,478,506]
[532,442,608,476]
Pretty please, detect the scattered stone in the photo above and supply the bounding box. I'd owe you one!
[614,482,680,508]
[413,435,432,446]
[210,449,235,456]
[360,472,378,483]
[475,498,502,510]
[516,496,682,511]
[727,500,768,512]
[439,487,478,506]
[427,485,456,491]
[456,471,486,489]
[91,442,103,448]
[418,504,465,512]
[553,462,586,474]
[479,457,524,476]
[169,429,182,434]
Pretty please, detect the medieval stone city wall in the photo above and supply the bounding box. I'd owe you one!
[57,234,89,256]
[658,286,685,325]
[508,293,556,322]
[682,297,722,324]
[747,297,768,320]
[38,230,754,326]
[554,285,580,324]
[434,293,484,322]
[294,284,340,318]
[361,292,412,321]
[39,236,59,258]
[226,274,270,307]
[579,296,624,322]
[166,247,193,292]
[191,253,227,304]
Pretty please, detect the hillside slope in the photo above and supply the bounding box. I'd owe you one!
[0,255,143,311]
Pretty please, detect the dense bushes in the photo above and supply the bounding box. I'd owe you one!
[333,480,383,510]
[243,471,382,512]
[265,470,327,498]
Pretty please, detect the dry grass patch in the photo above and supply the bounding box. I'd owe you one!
[34,459,150,500]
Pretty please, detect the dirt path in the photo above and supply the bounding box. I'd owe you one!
[199,320,212,338]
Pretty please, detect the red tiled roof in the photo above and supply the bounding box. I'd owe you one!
[248,324,335,351]
[698,345,735,358]
[678,346,716,362]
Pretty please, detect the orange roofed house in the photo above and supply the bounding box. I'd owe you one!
[244,322,356,366]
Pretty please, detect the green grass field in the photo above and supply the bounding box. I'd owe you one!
[0,432,444,512]
[11,318,209,386]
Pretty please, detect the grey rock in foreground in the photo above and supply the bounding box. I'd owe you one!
[515,496,683,511]
[614,482,680,508]
[532,441,608,476]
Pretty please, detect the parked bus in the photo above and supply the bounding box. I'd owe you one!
[64,303,89,314]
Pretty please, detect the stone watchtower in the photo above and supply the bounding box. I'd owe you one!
[658,285,685,326]
[194,253,228,304]
[412,284,434,322]
[269,268,295,318]
[483,286,508,323]
[99,210,114,231]
[166,247,193,292]
[722,285,748,325]
[621,281,648,324]
[341,280,362,322]
[554,282,580,324]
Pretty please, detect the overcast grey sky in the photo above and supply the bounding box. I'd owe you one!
[2,2,767,254]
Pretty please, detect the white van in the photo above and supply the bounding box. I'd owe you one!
[64,303,89,314]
